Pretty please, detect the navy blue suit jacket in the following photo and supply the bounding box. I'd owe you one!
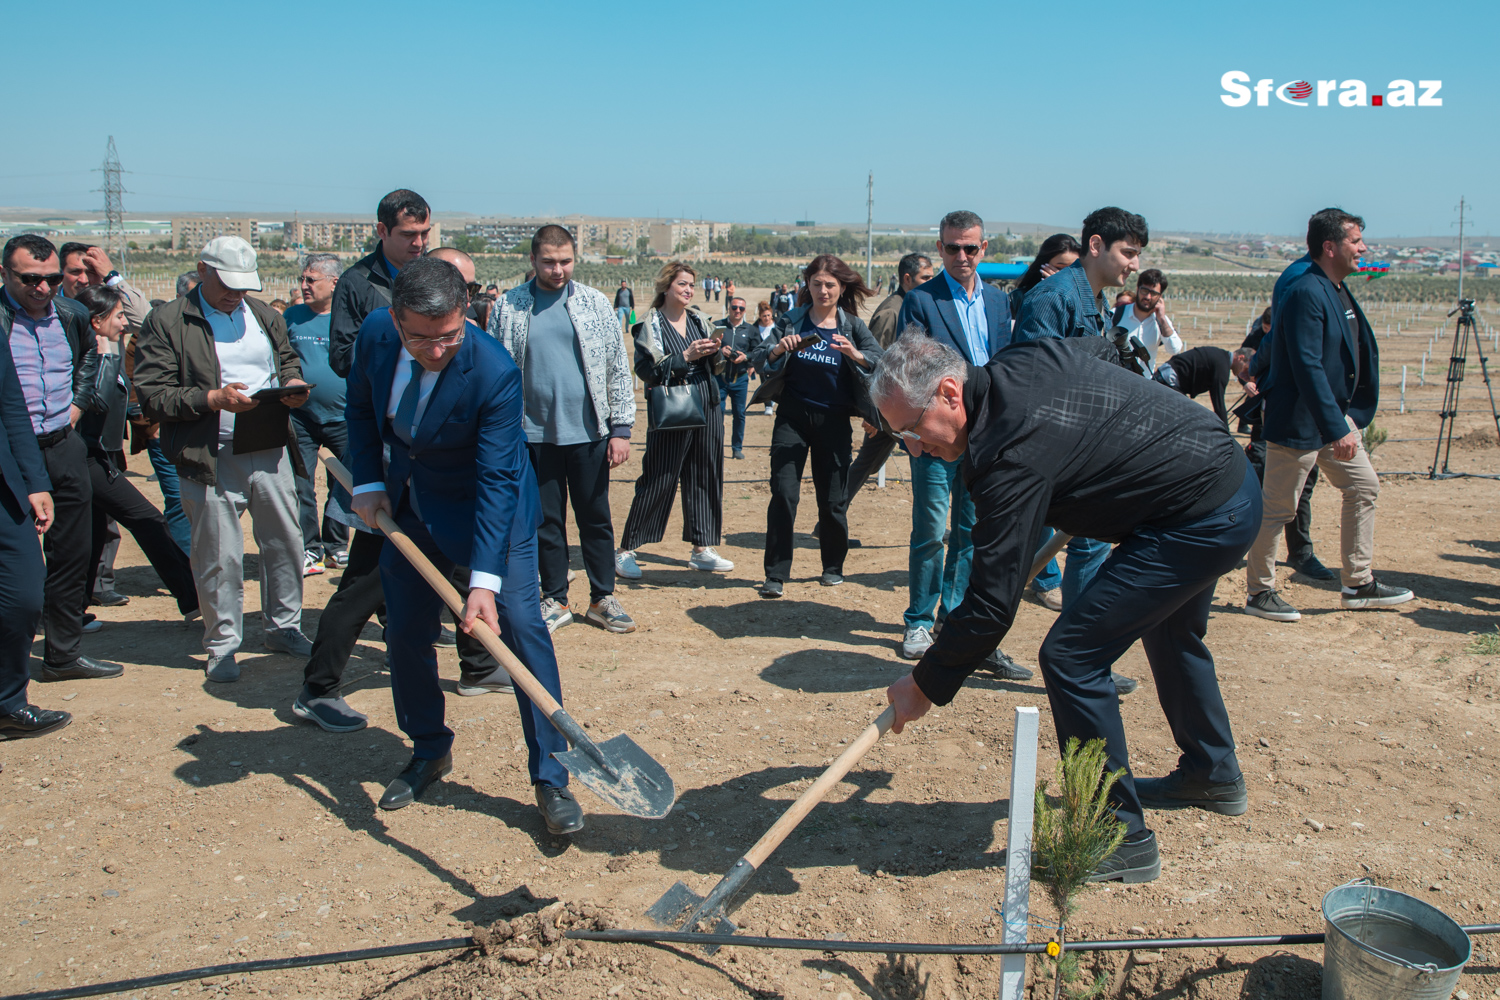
[345,308,541,578]
[0,337,50,514]
[896,274,1012,363]
[1262,264,1379,450]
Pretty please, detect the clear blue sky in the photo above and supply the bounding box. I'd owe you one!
[5,0,1492,237]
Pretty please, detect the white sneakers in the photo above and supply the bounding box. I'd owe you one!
[901,626,934,660]
[615,550,643,580]
[688,547,734,572]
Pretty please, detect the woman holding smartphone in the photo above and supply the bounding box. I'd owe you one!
[615,261,734,579]
[748,254,881,597]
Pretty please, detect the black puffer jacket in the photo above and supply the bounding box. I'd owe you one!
[328,245,396,378]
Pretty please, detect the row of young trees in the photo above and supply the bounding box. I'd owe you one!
[709,225,1044,261]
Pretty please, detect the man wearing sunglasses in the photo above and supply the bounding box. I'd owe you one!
[347,256,583,835]
[892,212,1026,678]
[0,235,121,684]
[713,297,755,460]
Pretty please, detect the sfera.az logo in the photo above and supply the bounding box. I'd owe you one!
[1220,73,1442,107]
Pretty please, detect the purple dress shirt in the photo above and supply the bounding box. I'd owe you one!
[5,289,75,435]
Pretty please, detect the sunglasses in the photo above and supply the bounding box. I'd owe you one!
[13,272,64,288]
[466,281,482,296]
[730,305,745,311]
[942,244,982,258]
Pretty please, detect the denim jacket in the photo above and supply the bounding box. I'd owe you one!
[1012,259,1106,342]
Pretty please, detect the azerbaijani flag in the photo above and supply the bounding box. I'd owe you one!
[1356,259,1389,282]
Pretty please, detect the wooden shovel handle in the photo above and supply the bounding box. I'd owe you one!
[320,453,563,720]
[741,529,1068,870]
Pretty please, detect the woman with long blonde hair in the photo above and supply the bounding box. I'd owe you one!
[615,261,734,580]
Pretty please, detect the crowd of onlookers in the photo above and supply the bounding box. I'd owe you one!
[0,194,1410,766]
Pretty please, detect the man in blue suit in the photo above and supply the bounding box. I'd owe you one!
[346,257,582,834]
[1244,209,1412,622]
[0,337,67,739]
[894,211,1029,679]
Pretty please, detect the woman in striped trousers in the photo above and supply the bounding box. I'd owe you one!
[616,261,735,579]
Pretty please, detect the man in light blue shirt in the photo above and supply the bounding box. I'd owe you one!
[942,267,989,368]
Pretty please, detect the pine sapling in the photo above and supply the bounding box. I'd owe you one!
[1030,737,1127,1000]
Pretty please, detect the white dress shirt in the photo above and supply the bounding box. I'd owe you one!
[1115,305,1182,374]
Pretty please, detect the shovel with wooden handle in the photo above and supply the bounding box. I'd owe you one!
[646,531,1073,944]
[322,454,675,819]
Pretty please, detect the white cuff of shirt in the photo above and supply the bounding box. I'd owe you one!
[352,483,385,495]
[468,571,502,593]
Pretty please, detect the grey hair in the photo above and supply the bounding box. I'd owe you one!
[870,327,969,410]
[175,271,198,298]
[302,253,342,279]
[939,210,984,237]
[391,256,468,319]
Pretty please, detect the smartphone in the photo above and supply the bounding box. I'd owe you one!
[251,384,316,401]
[796,332,821,350]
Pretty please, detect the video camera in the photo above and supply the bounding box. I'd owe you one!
[1448,297,1476,319]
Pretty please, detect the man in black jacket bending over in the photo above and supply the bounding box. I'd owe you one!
[872,332,1261,883]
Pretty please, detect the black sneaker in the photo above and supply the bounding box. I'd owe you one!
[1112,673,1138,696]
[983,649,1033,681]
[1289,553,1337,581]
[819,570,843,587]
[760,578,783,599]
[1089,830,1160,883]
[1244,590,1301,622]
[1341,578,1414,610]
[1135,769,1247,816]
[91,590,129,608]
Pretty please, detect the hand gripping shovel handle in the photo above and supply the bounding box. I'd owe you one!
[320,454,617,779]
[679,528,1072,931]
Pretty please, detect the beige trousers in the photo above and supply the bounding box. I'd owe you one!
[1246,415,1379,594]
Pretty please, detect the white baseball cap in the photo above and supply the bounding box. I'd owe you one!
[199,236,262,291]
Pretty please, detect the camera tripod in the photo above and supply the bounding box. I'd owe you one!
[1431,297,1500,478]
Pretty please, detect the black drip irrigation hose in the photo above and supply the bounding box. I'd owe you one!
[567,923,1500,955]
[9,924,1498,1000]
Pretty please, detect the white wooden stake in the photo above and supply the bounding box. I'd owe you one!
[999,706,1040,1000]
[1400,366,1407,414]
[877,461,886,489]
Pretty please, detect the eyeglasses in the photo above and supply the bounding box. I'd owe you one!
[401,329,466,349]
[299,274,330,285]
[12,272,64,288]
[942,244,982,258]
[899,388,940,442]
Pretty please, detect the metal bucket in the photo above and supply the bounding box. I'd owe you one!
[1322,882,1470,1000]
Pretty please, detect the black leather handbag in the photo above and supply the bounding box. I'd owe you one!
[646,381,706,431]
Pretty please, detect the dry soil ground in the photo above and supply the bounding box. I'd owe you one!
[2,292,1498,1000]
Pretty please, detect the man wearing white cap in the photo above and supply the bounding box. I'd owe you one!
[134,236,314,682]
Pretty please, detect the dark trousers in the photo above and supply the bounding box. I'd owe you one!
[846,430,898,504]
[716,375,749,453]
[529,439,616,605]
[381,499,568,786]
[85,450,198,616]
[291,413,350,558]
[39,430,92,667]
[620,414,724,550]
[764,398,853,581]
[93,518,120,599]
[1246,433,1318,562]
[1037,461,1260,836]
[0,489,45,714]
[302,529,496,698]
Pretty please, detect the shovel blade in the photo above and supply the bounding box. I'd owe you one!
[645,880,736,953]
[553,733,675,818]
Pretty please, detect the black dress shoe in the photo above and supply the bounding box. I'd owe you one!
[91,590,130,608]
[1089,830,1160,883]
[983,649,1033,681]
[535,784,585,835]
[1112,672,1139,695]
[1289,553,1337,581]
[42,655,124,682]
[1135,769,1247,816]
[378,753,452,810]
[0,704,71,740]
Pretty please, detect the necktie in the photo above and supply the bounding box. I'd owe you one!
[393,359,423,445]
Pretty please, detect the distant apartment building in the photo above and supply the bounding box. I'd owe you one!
[172,217,259,251]
[648,221,731,260]
[285,219,372,250]
[464,220,576,252]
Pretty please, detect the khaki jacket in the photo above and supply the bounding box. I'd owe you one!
[133,289,306,486]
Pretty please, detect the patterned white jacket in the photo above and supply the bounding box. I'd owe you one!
[489,279,636,438]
